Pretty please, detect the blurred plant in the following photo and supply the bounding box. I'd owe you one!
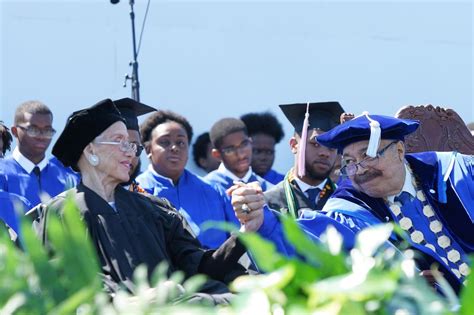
[0,198,471,314]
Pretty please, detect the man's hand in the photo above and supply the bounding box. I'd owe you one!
[227,181,265,232]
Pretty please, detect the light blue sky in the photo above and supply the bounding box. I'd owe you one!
[1,0,472,174]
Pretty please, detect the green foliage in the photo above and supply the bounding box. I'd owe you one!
[0,197,470,314]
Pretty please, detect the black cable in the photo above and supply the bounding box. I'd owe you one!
[136,0,151,57]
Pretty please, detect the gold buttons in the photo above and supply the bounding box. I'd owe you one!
[390,204,401,216]
[399,217,413,230]
[423,205,434,217]
[411,231,424,243]
[425,244,436,252]
[459,263,470,276]
[429,220,443,233]
[451,268,462,279]
[447,250,461,263]
[416,191,426,202]
[437,236,451,248]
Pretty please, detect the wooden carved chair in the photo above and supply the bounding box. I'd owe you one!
[395,104,474,155]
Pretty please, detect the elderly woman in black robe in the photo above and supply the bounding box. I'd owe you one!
[31,99,264,303]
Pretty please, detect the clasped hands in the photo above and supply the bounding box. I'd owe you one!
[226,181,265,232]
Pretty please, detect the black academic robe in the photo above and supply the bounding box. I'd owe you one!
[264,175,336,216]
[33,182,247,300]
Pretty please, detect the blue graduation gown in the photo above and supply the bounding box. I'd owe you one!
[322,151,474,291]
[0,157,79,210]
[204,169,272,194]
[262,169,285,185]
[256,206,356,259]
[136,168,239,249]
[0,191,31,236]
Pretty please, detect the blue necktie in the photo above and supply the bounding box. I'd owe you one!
[306,188,321,208]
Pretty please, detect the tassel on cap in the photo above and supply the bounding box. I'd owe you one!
[297,102,310,177]
[363,112,381,157]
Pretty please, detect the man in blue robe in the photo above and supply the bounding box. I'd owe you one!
[0,101,78,211]
[205,118,272,195]
[136,110,239,249]
[316,114,473,293]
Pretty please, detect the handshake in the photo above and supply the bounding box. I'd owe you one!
[226,181,266,233]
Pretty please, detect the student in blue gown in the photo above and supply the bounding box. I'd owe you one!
[136,110,239,249]
[316,113,473,293]
[205,118,272,195]
[0,100,78,210]
[0,121,13,159]
[240,112,285,185]
[192,132,220,174]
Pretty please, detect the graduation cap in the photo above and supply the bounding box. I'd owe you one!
[316,113,420,155]
[113,98,157,131]
[52,99,125,171]
[279,101,345,134]
[279,101,345,177]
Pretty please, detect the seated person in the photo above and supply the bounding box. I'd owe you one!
[0,120,13,158]
[136,110,238,249]
[205,117,272,194]
[192,132,220,174]
[264,102,345,216]
[240,111,285,185]
[318,113,473,293]
[30,99,255,303]
[0,100,78,210]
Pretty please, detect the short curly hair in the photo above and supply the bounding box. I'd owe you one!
[0,121,13,155]
[192,132,211,169]
[240,111,285,143]
[14,100,52,125]
[209,118,247,150]
[140,109,193,144]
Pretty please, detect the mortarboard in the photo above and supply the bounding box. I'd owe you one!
[113,98,157,131]
[279,101,345,134]
[53,99,125,171]
[317,114,420,154]
[279,101,345,177]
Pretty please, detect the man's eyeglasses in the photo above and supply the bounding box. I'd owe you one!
[340,140,398,176]
[95,139,139,155]
[16,125,56,138]
[221,139,252,157]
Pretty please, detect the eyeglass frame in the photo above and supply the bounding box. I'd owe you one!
[340,140,399,176]
[220,138,253,157]
[95,139,139,155]
[16,125,56,138]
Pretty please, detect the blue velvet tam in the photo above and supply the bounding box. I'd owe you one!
[316,114,420,153]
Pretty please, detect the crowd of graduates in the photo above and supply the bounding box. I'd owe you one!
[0,98,473,302]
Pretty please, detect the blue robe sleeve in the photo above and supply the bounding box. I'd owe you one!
[257,206,356,258]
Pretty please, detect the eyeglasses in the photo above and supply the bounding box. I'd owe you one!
[340,140,398,176]
[16,125,56,138]
[95,139,138,155]
[221,139,252,157]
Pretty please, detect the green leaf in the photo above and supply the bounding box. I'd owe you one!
[460,258,474,315]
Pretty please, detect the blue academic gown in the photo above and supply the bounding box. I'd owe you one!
[136,168,239,249]
[0,156,79,211]
[262,169,285,185]
[255,206,356,262]
[204,167,272,194]
[0,191,31,237]
[322,151,474,292]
